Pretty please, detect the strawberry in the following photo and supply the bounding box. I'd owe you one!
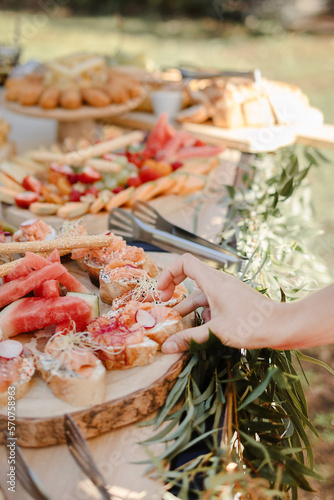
[15,192,39,209]
[126,176,142,188]
[171,161,183,171]
[85,185,99,197]
[112,186,125,194]
[22,175,43,195]
[77,166,102,184]
[69,189,82,202]
[139,166,162,184]
[50,163,74,176]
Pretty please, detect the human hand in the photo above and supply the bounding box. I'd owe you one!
[157,254,283,353]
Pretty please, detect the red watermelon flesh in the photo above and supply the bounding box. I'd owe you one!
[4,262,31,283]
[156,130,190,162]
[34,280,60,298]
[0,296,92,338]
[144,113,175,157]
[57,271,90,294]
[47,249,61,263]
[0,262,66,308]
[174,145,223,160]
[4,249,61,283]
[55,319,72,335]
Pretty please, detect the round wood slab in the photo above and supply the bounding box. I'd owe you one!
[0,258,194,447]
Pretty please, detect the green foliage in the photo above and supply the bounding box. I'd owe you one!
[142,333,323,498]
[141,146,331,499]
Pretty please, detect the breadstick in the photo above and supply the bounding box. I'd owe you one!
[87,158,122,173]
[0,234,116,255]
[31,131,145,166]
[0,249,72,278]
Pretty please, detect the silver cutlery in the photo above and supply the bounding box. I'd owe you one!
[64,414,112,500]
[176,66,262,83]
[4,432,52,500]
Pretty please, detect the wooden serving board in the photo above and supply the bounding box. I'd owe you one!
[110,108,334,153]
[0,256,194,448]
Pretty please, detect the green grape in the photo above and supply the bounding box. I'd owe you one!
[114,169,131,185]
[113,156,128,168]
[103,176,118,190]
[127,162,139,174]
[94,181,105,191]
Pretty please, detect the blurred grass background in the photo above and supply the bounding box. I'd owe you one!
[1,8,334,498]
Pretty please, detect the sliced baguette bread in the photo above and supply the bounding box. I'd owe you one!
[36,352,106,406]
[0,343,35,406]
[101,336,158,370]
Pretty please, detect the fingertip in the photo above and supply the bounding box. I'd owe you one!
[161,340,180,354]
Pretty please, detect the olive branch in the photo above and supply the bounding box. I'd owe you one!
[140,145,332,499]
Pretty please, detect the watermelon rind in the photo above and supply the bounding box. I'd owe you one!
[66,292,99,319]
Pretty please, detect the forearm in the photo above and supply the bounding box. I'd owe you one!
[271,284,334,350]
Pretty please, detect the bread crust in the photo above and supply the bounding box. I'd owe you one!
[101,336,158,370]
[0,378,33,405]
[0,356,35,405]
[36,356,106,406]
[145,318,184,347]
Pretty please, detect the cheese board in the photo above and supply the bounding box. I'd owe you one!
[0,255,194,448]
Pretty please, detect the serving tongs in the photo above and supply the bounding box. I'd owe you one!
[176,66,262,83]
[108,202,246,269]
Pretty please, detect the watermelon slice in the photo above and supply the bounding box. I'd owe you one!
[174,145,223,160]
[57,271,90,294]
[34,280,61,298]
[156,130,192,162]
[4,262,31,283]
[0,296,92,338]
[0,262,67,309]
[4,249,60,283]
[143,113,175,157]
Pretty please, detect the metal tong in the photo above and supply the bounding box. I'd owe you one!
[177,66,262,83]
[108,201,246,269]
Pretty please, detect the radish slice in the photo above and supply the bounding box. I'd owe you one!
[135,309,156,328]
[0,340,23,359]
[20,218,39,227]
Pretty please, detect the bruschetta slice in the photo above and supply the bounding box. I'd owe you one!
[112,278,188,311]
[110,300,185,347]
[0,340,35,405]
[100,265,152,305]
[86,315,158,370]
[36,331,106,406]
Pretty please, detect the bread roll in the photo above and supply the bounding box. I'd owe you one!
[82,87,111,107]
[177,103,210,123]
[18,83,44,106]
[60,88,82,109]
[39,86,60,109]
[103,82,129,103]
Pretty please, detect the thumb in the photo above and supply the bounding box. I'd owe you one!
[161,323,211,354]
